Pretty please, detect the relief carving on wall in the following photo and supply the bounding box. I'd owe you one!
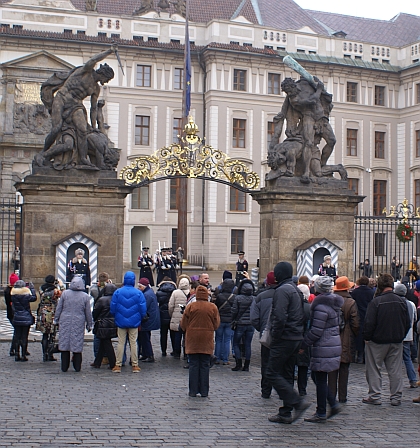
[14,83,51,135]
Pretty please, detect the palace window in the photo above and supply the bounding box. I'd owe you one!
[268,73,281,95]
[417,84,420,104]
[136,65,151,87]
[170,178,180,210]
[415,179,420,210]
[347,82,357,102]
[373,180,387,216]
[135,115,150,146]
[173,117,183,143]
[375,86,385,106]
[374,132,385,159]
[267,121,275,146]
[233,69,246,91]
[374,233,386,256]
[230,187,246,212]
[131,186,149,210]
[174,68,183,90]
[416,130,420,158]
[346,129,358,156]
[231,230,244,254]
[232,119,246,148]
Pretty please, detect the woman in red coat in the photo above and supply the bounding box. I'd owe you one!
[180,285,220,398]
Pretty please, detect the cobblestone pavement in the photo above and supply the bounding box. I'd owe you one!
[0,311,419,447]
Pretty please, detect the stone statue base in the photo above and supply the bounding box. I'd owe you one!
[252,177,364,280]
[15,168,132,286]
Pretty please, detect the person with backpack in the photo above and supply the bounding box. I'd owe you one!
[231,279,256,372]
[37,275,64,362]
[327,276,360,403]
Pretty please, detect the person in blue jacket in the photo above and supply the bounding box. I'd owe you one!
[110,271,146,373]
[138,277,160,363]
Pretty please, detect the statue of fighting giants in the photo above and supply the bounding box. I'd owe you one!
[34,45,120,171]
[267,56,347,184]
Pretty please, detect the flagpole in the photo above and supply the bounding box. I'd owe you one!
[177,0,190,261]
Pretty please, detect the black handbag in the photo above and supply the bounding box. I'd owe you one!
[231,301,252,331]
[93,320,100,335]
[48,332,60,355]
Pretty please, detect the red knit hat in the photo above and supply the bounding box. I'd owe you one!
[266,271,276,286]
[9,273,19,286]
[138,277,150,286]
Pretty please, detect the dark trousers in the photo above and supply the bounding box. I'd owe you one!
[13,325,30,355]
[328,362,350,402]
[232,325,254,360]
[261,345,272,397]
[170,330,182,356]
[297,366,309,395]
[61,351,82,372]
[312,371,337,417]
[266,339,302,415]
[138,331,153,358]
[188,353,211,396]
[94,338,116,369]
[160,322,170,354]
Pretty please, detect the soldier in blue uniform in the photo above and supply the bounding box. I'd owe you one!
[66,248,91,291]
[138,247,155,286]
[235,251,249,287]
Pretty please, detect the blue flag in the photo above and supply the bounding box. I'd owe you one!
[184,17,191,117]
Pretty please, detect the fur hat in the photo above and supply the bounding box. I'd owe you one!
[195,285,209,300]
[14,280,26,288]
[394,283,407,297]
[178,278,190,290]
[9,273,19,286]
[45,275,55,284]
[75,248,85,256]
[314,276,334,294]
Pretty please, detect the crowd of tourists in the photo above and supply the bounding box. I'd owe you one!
[3,261,420,422]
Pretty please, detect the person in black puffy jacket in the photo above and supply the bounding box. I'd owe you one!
[11,280,37,362]
[156,277,177,357]
[231,279,255,372]
[92,283,117,369]
[214,278,235,365]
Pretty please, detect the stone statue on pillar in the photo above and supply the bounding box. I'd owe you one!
[86,0,97,12]
[267,56,347,184]
[34,45,120,171]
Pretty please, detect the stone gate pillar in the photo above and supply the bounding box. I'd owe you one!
[252,177,364,281]
[15,168,132,287]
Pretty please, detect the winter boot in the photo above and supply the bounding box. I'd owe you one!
[21,343,28,362]
[231,359,242,371]
[9,342,15,356]
[242,360,250,371]
[42,337,48,362]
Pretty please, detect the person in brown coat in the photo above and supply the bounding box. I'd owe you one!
[328,276,360,403]
[180,285,220,397]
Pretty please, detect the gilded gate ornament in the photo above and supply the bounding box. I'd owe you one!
[120,116,259,191]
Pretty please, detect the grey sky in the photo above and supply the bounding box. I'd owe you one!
[295,0,420,20]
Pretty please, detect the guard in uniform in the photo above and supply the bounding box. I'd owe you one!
[235,250,249,287]
[138,247,155,286]
[156,248,173,285]
[66,248,91,291]
[167,247,178,283]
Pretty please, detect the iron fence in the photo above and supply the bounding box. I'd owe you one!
[0,199,22,288]
[354,214,420,282]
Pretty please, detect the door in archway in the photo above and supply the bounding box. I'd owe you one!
[313,247,330,275]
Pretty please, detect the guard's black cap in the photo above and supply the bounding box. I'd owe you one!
[238,251,245,255]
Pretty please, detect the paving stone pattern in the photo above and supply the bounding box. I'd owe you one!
[0,313,418,447]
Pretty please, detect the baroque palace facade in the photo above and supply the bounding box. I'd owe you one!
[0,0,420,272]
